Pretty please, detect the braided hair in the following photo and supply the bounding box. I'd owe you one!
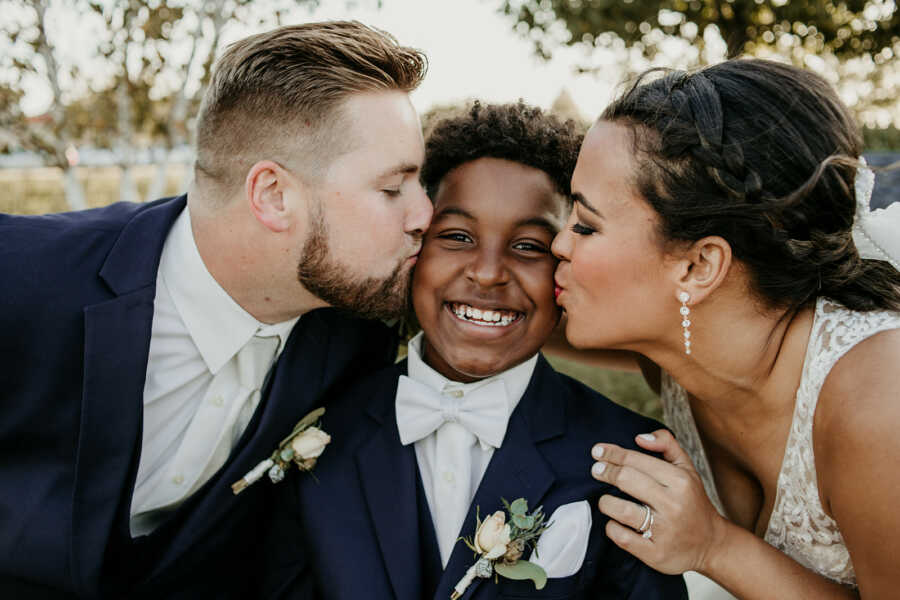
[604,59,900,312]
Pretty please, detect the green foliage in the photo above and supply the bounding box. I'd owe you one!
[544,354,662,421]
[494,560,547,590]
[502,0,900,60]
[863,126,900,150]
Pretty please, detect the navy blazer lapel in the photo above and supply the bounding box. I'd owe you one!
[435,356,566,600]
[356,363,426,600]
[71,196,185,593]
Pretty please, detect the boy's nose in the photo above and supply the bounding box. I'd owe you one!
[465,249,509,287]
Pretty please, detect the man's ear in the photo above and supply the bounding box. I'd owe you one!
[673,236,732,304]
[245,160,295,233]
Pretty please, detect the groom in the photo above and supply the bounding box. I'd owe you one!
[0,21,430,599]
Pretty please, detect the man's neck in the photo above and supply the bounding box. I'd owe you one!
[187,195,327,324]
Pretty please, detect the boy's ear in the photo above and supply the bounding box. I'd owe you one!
[245,160,296,233]
[673,236,732,304]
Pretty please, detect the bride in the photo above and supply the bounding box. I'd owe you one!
[551,58,900,598]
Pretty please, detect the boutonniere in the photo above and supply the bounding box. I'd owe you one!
[231,407,330,494]
[451,498,550,599]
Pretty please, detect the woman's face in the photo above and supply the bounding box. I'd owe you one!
[551,120,675,351]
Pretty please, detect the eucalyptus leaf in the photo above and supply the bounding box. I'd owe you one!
[512,514,535,529]
[494,560,547,590]
[509,498,528,516]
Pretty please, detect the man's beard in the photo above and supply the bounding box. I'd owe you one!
[297,207,415,321]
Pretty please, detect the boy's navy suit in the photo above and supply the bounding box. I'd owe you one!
[0,197,396,599]
[261,356,687,600]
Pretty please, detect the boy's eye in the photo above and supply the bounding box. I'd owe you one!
[571,223,596,236]
[437,232,472,244]
[381,188,401,198]
[513,241,549,253]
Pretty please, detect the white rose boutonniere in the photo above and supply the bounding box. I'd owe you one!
[451,498,551,599]
[231,407,330,494]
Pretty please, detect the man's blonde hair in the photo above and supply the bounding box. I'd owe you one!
[195,21,427,193]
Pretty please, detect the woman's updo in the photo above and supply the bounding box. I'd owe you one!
[604,58,900,312]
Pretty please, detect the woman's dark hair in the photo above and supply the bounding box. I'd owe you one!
[421,100,583,199]
[604,58,900,312]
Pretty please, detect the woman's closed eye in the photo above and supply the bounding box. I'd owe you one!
[571,223,596,235]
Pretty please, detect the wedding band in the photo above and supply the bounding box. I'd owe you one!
[637,504,652,533]
[642,511,655,539]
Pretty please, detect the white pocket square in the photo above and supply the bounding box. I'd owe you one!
[527,500,591,578]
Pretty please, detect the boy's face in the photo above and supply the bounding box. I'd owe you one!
[412,157,567,382]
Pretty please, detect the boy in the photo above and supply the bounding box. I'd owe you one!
[260,102,687,599]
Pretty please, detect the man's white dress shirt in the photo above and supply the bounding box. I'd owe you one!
[129,206,297,535]
[398,332,537,566]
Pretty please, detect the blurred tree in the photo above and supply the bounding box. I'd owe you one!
[500,0,900,127]
[501,0,899,62]
[0,0,379,209]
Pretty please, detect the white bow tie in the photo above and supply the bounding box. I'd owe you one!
[395,375,510,449]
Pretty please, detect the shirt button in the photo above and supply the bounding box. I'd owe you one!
[443,471,455,484]
[172,474,184,485]
[210,395,224,407]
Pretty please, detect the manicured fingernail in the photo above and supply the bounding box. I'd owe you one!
[591,462,607,477]
[638,433,656,442]
[592,445,604,459]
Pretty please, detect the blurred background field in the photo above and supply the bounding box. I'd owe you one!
[0,164,189,215]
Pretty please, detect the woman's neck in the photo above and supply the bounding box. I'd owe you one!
[643,292,815,430]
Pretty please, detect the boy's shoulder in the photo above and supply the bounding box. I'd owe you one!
[535,355,662,445]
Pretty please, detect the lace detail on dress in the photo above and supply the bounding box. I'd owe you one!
[661,297,900,588]
[660,371,726,517]
[764,298,900,587]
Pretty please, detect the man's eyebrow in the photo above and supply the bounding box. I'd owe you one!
[379,162,420,178]
[572,192,601,216]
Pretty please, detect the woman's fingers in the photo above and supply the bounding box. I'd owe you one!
[633,428,696,469]
[591,455,670,505]
[597,494,654,532]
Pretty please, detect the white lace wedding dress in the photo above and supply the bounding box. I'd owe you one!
[661,297,900,598]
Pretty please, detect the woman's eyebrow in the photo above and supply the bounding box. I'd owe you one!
[573,192,602,217]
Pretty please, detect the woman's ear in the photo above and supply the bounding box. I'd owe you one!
[675,236,732,304]
[245,160,295,233]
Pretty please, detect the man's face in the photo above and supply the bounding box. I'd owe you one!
[296,90,432,320]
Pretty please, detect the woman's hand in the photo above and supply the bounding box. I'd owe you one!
[591,429,728,575]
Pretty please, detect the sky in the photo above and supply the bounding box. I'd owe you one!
[13,0,626,122]
[10,0,897,127]
[298,0,623,121]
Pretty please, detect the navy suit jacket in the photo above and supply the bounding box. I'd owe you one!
[0,197,397,599]
[261,356,687,599]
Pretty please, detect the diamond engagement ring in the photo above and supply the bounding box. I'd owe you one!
[641,508,655,540]
[637,504,652,533]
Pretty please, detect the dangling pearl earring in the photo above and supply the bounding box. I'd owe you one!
[678,291,692,355]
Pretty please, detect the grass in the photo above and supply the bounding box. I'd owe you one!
[545,354,662,421]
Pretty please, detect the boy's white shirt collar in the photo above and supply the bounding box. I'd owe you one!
[405,330,538,446]
[160,206,298,373]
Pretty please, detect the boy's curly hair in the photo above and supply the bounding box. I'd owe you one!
[420,100,584,199]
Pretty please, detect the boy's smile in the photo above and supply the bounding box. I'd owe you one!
[412,157,568,382]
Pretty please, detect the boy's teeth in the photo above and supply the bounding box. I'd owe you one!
[450,303,521,327]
